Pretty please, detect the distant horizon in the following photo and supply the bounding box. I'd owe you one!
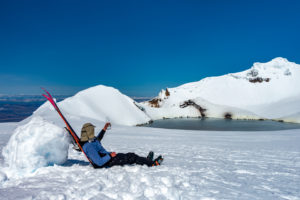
[1,1,300,96]
[0,92,155,99]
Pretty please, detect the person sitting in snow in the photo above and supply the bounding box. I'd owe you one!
[80,122,163,168]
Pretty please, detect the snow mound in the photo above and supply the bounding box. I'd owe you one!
[140,57,300,122]
[2,117,69,176]
[35,85,151,126]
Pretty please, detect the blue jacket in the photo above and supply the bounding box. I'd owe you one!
[82,130,111,167]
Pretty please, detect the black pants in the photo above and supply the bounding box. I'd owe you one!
[103,153,153,168]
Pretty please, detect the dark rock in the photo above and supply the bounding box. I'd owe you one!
[180,100,206,117]
[224,113,232,119]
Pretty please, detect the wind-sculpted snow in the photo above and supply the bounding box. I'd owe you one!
[2,117,69,176]
[141,57,300,123]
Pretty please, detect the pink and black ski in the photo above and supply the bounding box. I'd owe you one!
[42,88,96,167]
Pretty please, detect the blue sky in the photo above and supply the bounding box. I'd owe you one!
[1,0,300,96]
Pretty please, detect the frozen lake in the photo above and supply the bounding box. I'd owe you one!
[143,118,300,131]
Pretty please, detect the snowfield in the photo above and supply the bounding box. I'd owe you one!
[0,123,299,200]
[0,57,300,199]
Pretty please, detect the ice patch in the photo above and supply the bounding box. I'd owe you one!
[2,116,69,176]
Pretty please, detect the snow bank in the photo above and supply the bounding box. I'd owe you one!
[2,117,69,176]
[140,57,300,123]
[35,85,151,126]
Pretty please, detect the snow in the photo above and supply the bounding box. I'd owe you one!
[35,85,151,126]
[0,57,299,199]
[144,97,261,120]
[0,171,7,183]
[0,122,299,199]
[2,117,69,176]
[140,57,300,123]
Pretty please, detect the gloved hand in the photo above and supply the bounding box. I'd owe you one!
[110,152,116,157]
[103,122,111,131]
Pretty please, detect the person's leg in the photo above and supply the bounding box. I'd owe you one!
[105,153,154,167]
[104,153,127,167]
[132,154,154,166]
[125,152,154,167]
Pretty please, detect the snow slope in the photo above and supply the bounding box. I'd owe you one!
[35,85,151,126]
[140,57,300,123]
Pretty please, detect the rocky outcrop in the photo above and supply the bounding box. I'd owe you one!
[148,98,162,108]
[180,100,207,117]
[249,77,270,83]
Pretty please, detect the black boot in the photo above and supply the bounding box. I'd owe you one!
[153,155,163,166]
[147,151,154,161]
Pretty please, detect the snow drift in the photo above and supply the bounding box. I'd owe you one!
[140,57,300,123]
[2,117,69,176]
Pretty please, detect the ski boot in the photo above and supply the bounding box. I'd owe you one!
[147,151,154,161]
[153,155,163,166]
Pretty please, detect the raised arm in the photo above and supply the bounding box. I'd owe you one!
[96,122,111,142]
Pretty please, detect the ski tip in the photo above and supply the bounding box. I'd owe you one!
[42,92,58,110]
[41,87,53,99]
[42,94,48,99]
[41,87,47,93]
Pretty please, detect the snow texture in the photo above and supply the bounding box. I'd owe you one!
[2,117,69,176]
[0,123,299,200]
[0,171,7,183]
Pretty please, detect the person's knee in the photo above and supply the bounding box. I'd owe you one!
[127,152,138,163]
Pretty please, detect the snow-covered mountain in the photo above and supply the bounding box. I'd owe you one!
[140,57,300,123]
[35,85,151,126]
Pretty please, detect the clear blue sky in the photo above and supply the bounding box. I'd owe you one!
[1,0,300,96]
